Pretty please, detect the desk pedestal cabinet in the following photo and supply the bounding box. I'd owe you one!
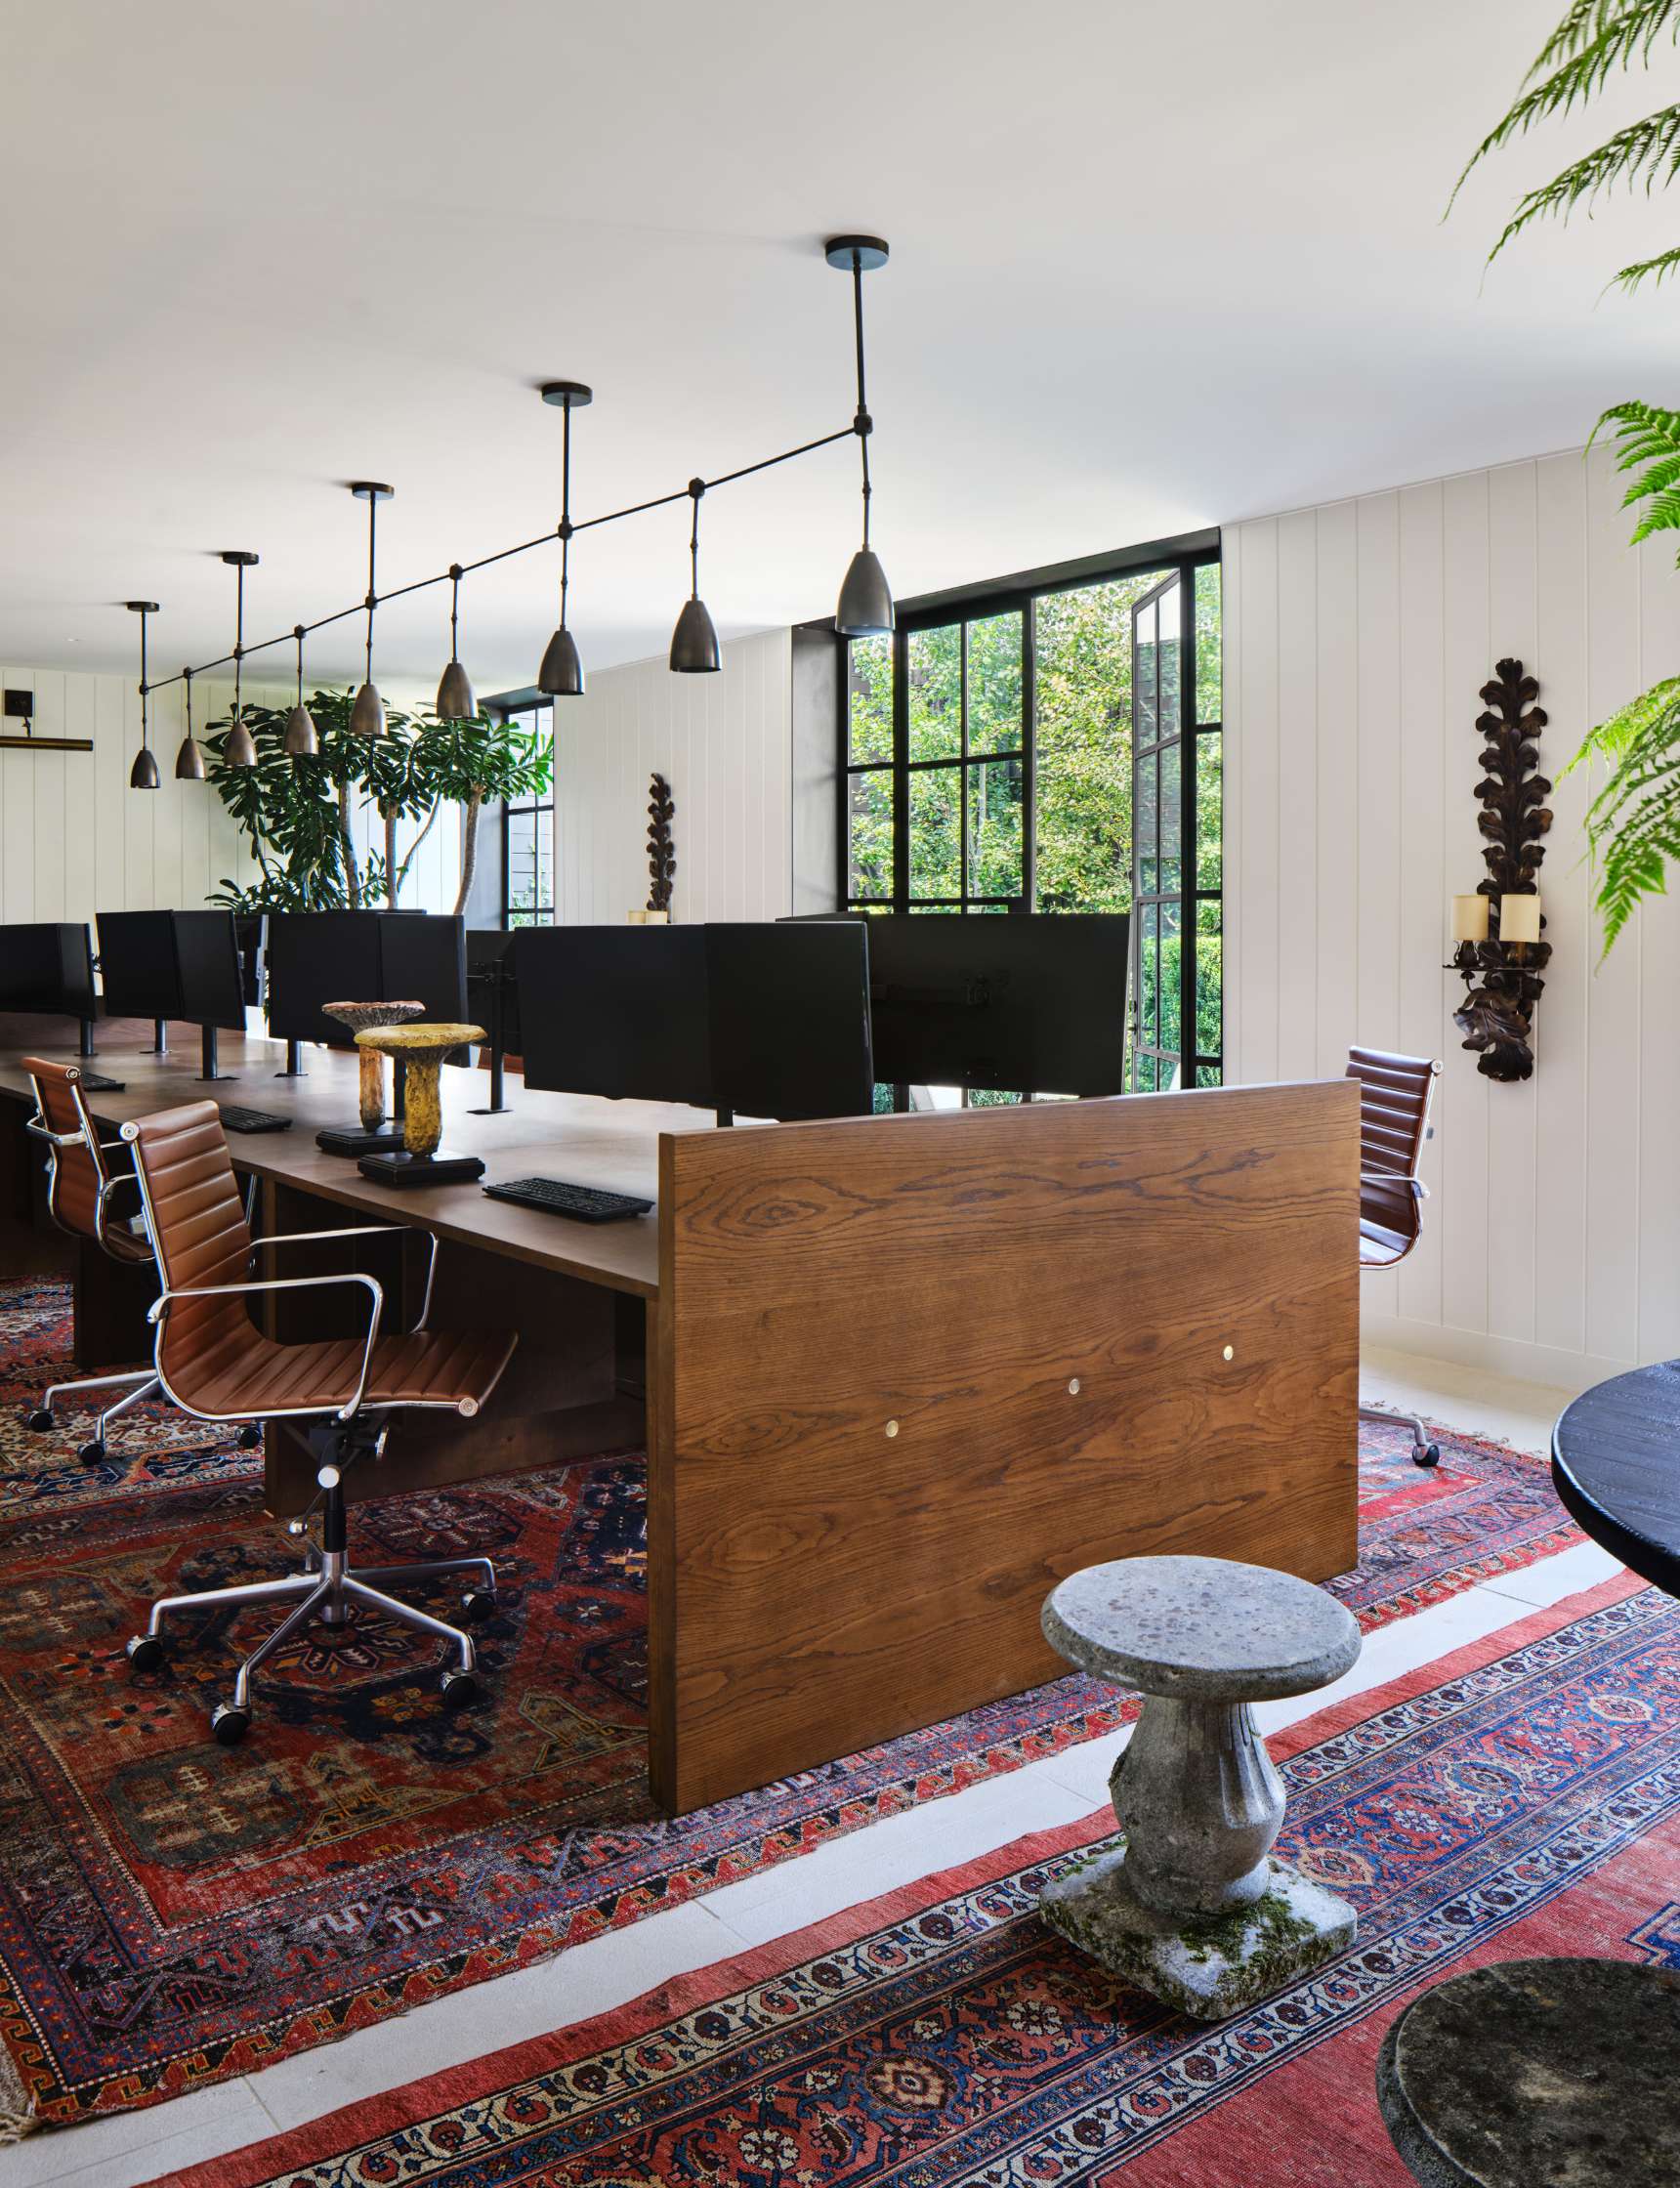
[0,1030,1359,1814]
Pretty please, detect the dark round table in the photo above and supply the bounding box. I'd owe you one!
[1551,1359,1680,1594]
[1375,1368,1680,2183]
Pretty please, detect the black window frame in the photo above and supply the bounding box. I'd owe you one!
[490,696,556,928]
[839,528,1222,1088]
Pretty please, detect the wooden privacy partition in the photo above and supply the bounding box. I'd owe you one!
[650,1078,1361,1813]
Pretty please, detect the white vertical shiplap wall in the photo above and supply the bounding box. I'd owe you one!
[553,628,793,925]
[1225,444,1680,1392]
[0,667,459,921]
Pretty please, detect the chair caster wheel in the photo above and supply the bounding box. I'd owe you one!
[77,1440,107,1467]
[237,1424,263,1449]
[211,1703,251,1746]
[25,1408,54,1432]
[441,1669,477,1707]
[461,1589,496,1625]
[125,1634,164,1673]
[1412,1443,1440,1469]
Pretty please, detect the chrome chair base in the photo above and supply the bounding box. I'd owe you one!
[125,1539,496,1743]
[27,1368,265,1464]
[1360,1399,1440,1470]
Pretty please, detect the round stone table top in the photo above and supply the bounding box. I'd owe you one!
[1041,1554,1360,1702]
[323,998,425,1034]
[1375,1959,1680,2186]
[354,1022,484,1060]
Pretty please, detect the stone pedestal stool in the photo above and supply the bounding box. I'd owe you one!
[323,999,425,1130]
[1038,1553,1361,2020]
[353,1022,486,1187]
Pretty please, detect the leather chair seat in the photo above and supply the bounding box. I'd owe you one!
[104,1214,155,1265]
[166,1324,517,1422]
[1360,1217,1409,1268]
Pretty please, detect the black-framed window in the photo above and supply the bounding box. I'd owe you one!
[497,700,555,927]
[842,537,1221,1089]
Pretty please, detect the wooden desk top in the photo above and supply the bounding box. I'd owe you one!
[0,1024,711,1298]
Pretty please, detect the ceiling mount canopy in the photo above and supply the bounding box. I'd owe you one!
[126,600,160,789]
[124,235,894,746]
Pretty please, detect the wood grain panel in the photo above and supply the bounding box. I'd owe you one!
[651,1080,1359,1811]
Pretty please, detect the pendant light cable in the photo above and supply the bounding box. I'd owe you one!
[851,249,872,549]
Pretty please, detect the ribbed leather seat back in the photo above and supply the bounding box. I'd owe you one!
[23,1057,104,1240]
[126,1103,256,1404]
[1345,1046,1437,1252]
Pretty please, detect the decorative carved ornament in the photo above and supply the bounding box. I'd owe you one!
[1449,658,1551,1083]
[647,774,676,914]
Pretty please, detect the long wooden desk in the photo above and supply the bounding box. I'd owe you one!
[0,1017,1361,1814]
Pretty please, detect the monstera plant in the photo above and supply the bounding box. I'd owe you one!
[1458,0,1680,950]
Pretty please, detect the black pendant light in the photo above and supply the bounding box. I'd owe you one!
[283,624,318,756]
[220,550,259,768]
[349,481,392,736]
[669,479,721,674]
[538,380,591,696]
[436,564,476,720]
[826,234,895,639]
[126,601,160,789]
[174,664,205,780]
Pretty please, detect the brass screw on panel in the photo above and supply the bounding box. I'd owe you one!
[885,1419,900,1439]
[1222,1344,1236,1362]
[1068,1378,1081,1395]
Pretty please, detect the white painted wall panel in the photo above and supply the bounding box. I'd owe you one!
[1227,447,1680,1390]
[551,628,793,927]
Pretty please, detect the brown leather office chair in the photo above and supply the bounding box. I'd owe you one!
[20,1056,176,1465]
[1347,1046,1442,1468]
[117,1099,518,1745]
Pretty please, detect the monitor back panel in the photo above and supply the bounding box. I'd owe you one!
[172,910,247,1031]
[513,926,712,1107]
[709,923,873,1121]
[96,910,182,1022]
[380,914,468,1028]
[264,913,384,1045]
[0,921,96,1018]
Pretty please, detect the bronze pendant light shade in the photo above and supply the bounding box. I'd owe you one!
[537,382,590,696]
[283,624,318,755]
[436,565,476,719]
[173,665,205,779]
[669,479,721,674]
[126,601,160,790]
[828,234,895,640]
[350,482,393,736]
[220,550,259,769]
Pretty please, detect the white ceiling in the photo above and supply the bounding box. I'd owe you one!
[4,0,1677,693]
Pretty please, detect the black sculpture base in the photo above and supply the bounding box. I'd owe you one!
[317,1124,408,1158]
[357,1149,485,1189]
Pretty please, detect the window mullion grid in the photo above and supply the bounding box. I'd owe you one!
[1022,593,1036,911]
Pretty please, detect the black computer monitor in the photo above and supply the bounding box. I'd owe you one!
[780,911,1131,1097]
[98,908,248,1077]
[0,922,99,1052]
[266,912,468,1048]
[512,922,872,1124]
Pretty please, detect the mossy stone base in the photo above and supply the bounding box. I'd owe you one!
[1039,1843,1356,2021]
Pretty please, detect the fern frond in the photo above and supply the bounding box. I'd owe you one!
[1488,102,1680,260]
[1453,1,1680,205]
[1562,675,1680,947]
[1612,240,1680,287]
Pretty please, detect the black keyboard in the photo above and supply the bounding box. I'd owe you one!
[217,1105,294,1135]
[79,1073,124,1092]
[483,1176,652,1224]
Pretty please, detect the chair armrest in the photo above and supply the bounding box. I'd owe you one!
[24,1117,86,1151]
[148,1271,385,1420]
[249,1226,439,1331]
[1361,1170,1428,1201]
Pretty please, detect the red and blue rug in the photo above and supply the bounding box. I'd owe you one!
[167,1572,1673,2188]
[0,1277,1580,2130]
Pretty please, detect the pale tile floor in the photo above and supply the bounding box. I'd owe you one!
[4,1350,1622,2188]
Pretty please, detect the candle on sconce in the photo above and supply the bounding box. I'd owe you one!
[1498,892,1542,946]
[1450,893,1491,943]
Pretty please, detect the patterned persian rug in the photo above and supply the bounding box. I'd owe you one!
[164,1574,1674,2188]
[0,1277,1578,2130]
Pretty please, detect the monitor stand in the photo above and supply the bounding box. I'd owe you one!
[195,1027,235,1083]
[78,1019,96,1060]
[274,1039,308,1078]
[147,1020,169,1056]
[715,1107,735,1128]
[467,969,513,1116]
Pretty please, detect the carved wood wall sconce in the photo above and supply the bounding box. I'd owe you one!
[647,773,677,915]
[1448,657,1551,1083]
